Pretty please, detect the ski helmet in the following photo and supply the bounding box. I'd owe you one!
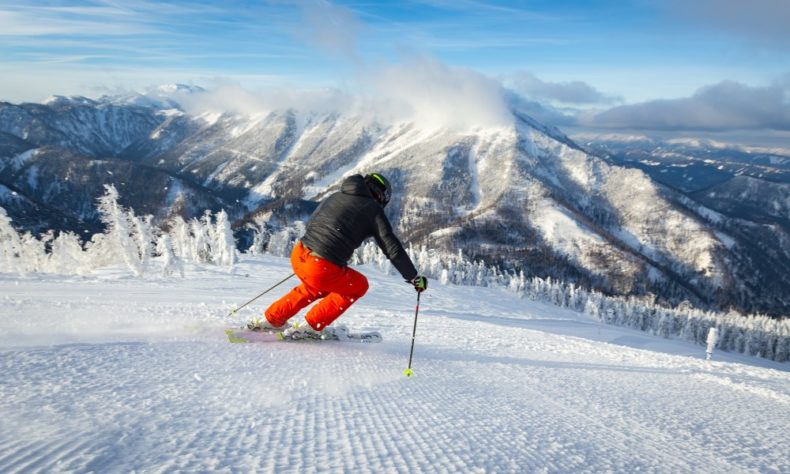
[364,173,392,206]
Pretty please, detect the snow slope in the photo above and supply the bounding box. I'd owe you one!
[1,256,788,473]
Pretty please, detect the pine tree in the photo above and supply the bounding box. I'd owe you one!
[192,213,212,263]
[156,234,184,277]
[246,223,269,255]
[48,231,87,274]
[129,212,155,268]
[656,310,670,338]
[214,210,236,267]
[584,298,601,321]
[96,185,142,275]
[0,207,22,273]
[19,231,47,273]
[169,216,193,261]
[440,268,449,286]
[773,330,789,363]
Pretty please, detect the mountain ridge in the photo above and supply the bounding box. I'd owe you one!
[0,92,788,316]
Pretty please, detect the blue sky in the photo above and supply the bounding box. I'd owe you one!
[1,0,789,136]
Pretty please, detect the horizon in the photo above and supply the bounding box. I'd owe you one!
[1,0,789,145]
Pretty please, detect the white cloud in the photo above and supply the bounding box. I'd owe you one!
[2,0,514,132]
[166,54,513,132]
[506,72,620,105]
[362,54,512,130]
[292,0,363,60]
[175,82,356,118]
[580,77,790,131]
[0,9,148,36]
[667,0,790,48]
[0,61,288,104]
[505,93,577,128]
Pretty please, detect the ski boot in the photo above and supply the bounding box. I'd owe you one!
[247,317,283,333]
[281,320,339,340]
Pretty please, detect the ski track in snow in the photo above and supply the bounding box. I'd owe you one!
[1,256,788,473]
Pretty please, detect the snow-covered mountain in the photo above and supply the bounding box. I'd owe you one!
[572,133,790,315]
[0,91,228,232]
[1,92,788,316]
[577,134,790,230]
[575,133,790,194]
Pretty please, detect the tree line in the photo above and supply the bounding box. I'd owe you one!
[2,193,788,362]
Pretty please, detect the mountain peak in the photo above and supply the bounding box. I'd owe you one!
[42,95,98,107]
[89,84,205,109]
[155,84,206,95]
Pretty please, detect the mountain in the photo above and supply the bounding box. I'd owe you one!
[575,133,790,194]
[0,92,234,233]
[571,133,790,234]
[1,91,788,316]
[574,133,790,315]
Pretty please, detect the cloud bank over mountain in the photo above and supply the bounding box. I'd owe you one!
[580,78,790,132]
[160,54,513,132]
[143,69,790,137]
[4,0,787,138]
[506,72,620,106]
[343,66,787,136]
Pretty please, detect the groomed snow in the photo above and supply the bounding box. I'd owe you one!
[1,255,788,473]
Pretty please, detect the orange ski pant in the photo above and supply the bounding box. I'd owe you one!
[265,242,369,330]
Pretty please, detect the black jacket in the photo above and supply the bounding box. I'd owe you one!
[301,175,418,281]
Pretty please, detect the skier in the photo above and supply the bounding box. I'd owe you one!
[253,173,428,338]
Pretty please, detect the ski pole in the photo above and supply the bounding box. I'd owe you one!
[403,291,421,377]
[228,273,295,317]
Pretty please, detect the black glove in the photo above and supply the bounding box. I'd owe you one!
[411,275,428,293]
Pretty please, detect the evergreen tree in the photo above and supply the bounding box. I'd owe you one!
[169,216,193,261]
[156,234,184,277]
[584,298,601,321]
[96,184,142,275]
[129,212,155,268]
[192,213,212,263]
[19,231,47,273]
[214,210,236,267]
[774,332,789,363]
[246,223,269,255]
[0,207,22,273]
[48,231,87,274]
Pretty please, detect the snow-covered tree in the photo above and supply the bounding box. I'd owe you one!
[48,231,88,274]
[440,268,450,286]
[18,231,47,273]
[192,212,212,263]
[129,212,155,267]
[95,184,142,275]
[213,210,236,267]
[246,223,269,255]
[584,298,601,321]
[266,221,305,257]
[774,330,789,363]
[0,207,22,273]
[156,233,184,277]
[169,216,193,261]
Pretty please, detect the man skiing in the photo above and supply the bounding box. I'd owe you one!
[254,173,428,338]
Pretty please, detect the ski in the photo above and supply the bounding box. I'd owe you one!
[225,326,382,344]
